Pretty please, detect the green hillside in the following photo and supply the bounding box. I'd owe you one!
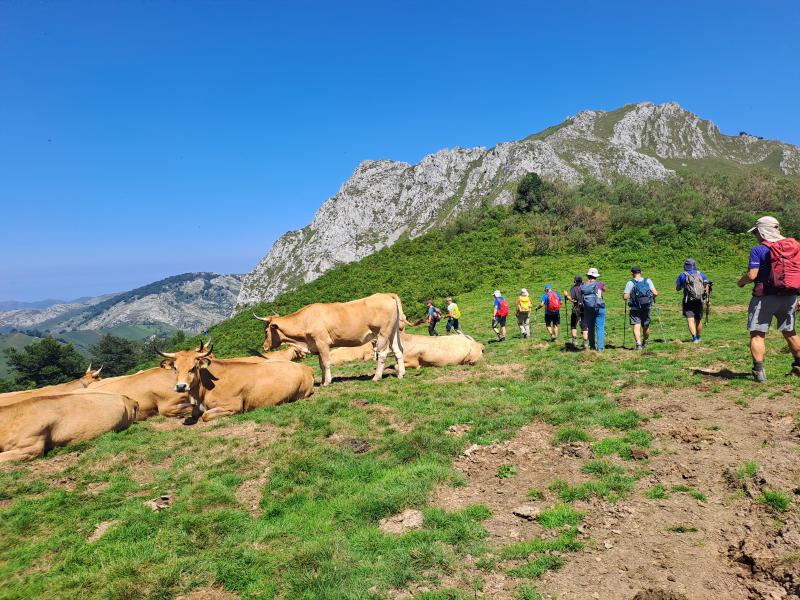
[2,171,800,599]
[0,332,38,377]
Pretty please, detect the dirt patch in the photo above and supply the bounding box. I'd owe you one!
[236,473,269,517]
[711,304,748,314]
[348,400,414,434]
[87,519,118,543]
[432,362,526,384]
[84,481,110,494]
[148,417,201,432]
[201,421,285,451]
[21,451,83,478]
[483,363,526,380]
[632,590,688,600]
[379,509,424,534]
[177,587,239,600]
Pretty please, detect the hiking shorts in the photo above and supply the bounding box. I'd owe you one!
[629,306,651,326]
[570,310,587,331]
[446,317,460,332]
[683,299,704,322]
[544,312,560,326]
[747,295,798,333]
[492,315,507,328]
[516,312,530,326]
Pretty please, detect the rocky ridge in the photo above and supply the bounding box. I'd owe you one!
[236,101,800,308]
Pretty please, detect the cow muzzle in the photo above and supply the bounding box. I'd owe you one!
[175,383,188,393]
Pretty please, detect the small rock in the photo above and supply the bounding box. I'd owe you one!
[379,509,424,534]
[604,539,614,549]
[667,575,676,582]
[146,494,174,511]
[463,444,481,458]
[512,503,541,521]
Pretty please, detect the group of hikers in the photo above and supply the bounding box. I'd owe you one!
[423,216,800,382]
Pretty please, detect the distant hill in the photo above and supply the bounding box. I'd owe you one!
[236,101,800,309]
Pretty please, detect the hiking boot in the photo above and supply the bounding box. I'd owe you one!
[551,337,557,343]
[642,339,649,348]
[692,336,701,344]
[499,336,506,342]
[635,343,643,352]
[752,368,767,383]
[581,341,587,350]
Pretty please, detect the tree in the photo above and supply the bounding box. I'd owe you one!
[89,334,142,377]
[513,172,554,214]
[4,337,86,388]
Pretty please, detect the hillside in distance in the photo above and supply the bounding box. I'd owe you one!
[235,101,800,309]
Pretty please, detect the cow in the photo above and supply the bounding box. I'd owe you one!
[0,365,104,407]
[253,292,406,385]
[156,345,314,422]
[397,332,484,369]
[91,368,191,420]
[0,391,138,463]
[259,344,308,362]
[329,342,375,365]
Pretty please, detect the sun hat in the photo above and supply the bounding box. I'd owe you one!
[446,297,453,302]
[683,258,697,271]
[520,288,528,296]
[587,268,600,278]
[493,290,502,298]
[748,216,784,242]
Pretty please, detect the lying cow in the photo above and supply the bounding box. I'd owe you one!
[254,292,406,385]
[329,342,374,365]
[157,345,314,422]
[398,333,484,368]
[0,391,138,463]
[91,368,190,420]
[258,344,308,362]
[0,365,104,406]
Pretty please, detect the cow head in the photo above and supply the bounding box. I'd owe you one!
[253,313,284,350]
[285,343,308,360]
[80,364,103,387]
[157,345,213,393]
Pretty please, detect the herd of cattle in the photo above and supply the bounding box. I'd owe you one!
[0,293,484,463]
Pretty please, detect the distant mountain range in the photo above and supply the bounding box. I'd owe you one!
[235,101,800,309]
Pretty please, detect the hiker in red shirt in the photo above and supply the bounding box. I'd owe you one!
[737,216,800,382]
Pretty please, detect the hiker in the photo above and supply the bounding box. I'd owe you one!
[565,275,589,349]
[492,290,508,341]
[538,284,562,342]
[623,266,659,351]
[425,299,441,336]
[516,288,532,338]
[675,258,710,343]
[445,297,462,334]
[581,268,606,351]
[736,216,800,382]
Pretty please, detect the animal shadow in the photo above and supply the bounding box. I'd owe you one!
[691,368,751,380]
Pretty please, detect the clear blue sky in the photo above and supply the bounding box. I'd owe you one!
[1,1,798,301]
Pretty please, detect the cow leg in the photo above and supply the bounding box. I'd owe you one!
[200,407,235,422]
[391,330,405,380]
[0,439,46,463]
[318,346,333,385]
[372,334,390,381]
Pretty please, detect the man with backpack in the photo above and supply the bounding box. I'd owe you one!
[565,275,589,349]
[425,299,441,336]
[516,288,532,339]
[538,284,562,342]
[675,258,710,343]
[492,290,508,342]
[581,268,606,351]
[445,297,462,334]
[737,216,800,382]
[623,266,659,351]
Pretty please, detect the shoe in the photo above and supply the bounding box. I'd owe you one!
[635,343,643,351]
[522,333,528,339]
[752,368,767,383]
[692,337,701,344]
[642,339,649,348]
[790,364,800,377]
[581,341,587,350]
[499,336,506,342]
[551,337,557,343]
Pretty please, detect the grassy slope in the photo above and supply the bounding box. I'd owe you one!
[0,333,38,377]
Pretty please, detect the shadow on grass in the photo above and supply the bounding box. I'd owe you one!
[691,368,751,380]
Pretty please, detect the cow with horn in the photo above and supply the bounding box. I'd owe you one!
[253,292,406,385]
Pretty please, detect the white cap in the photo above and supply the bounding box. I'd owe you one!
[748,216,784,242]
[493,290,502,297]
[587,267,600,277]
[520,288,528,296]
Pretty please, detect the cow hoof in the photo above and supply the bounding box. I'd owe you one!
[182,416,199,426]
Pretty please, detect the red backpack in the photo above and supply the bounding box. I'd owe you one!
[546,290,562,311]
[497,299,509,317]
[765,238,800,295]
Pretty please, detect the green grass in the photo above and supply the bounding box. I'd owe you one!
[552,426,592,445]
[759,490,792,512]
[667,525,699,533]
[537,504,583,529]
[526,488,544,500]
[644,484,670,500]
[671,485,707,502]
[736,461,759,480]
[498,465,519,479]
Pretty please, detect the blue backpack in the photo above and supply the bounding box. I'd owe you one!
[581,282,604,309]
[629,278,653,308]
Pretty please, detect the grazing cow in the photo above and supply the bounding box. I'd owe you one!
[253,292,406,385]
[0,365,104,406]
[0,391,138,463]
[329,342,375,365]
[91,368,191,420]
[157,346,314,422]
[397,333,484,369]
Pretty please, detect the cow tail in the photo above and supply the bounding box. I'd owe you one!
[394,296,404,353]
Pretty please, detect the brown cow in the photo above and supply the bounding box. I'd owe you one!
[91,368,191,420]
[157,346,314,422]
[0,365,104,407]
[0,391,138,463]
[254,292,406,385]
[398,333,484,368]
[259,344,308,361]
[329,342,374,365]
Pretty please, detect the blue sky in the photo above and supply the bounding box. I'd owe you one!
[1,1,798,301]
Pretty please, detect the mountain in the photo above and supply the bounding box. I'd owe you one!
[0,273,244,335]
[235,101,800,309]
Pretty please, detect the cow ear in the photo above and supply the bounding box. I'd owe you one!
[160,359,174,369]
[198,358,211,370]
[269,323,279,329]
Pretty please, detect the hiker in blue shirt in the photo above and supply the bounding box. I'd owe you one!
[675,258,710,343]
[581,268,606,351]
[537,284,562,342]
[623,266,659,351]
[425,299,441,336]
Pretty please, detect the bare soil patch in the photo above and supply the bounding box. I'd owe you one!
[200,421,285,450]
[177,587,239,600]
[235,473,269,517]
[87,519,118,543]
[432,362,526,384]
[348,399,414,433]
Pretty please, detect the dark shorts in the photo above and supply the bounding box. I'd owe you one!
[493,315,507,328]
[570,310,587,331]
[629,306,651,326]
[545,312,560,326]
[683,300,703,321]
[446,318,459,332]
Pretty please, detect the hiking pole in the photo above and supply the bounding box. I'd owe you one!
[654,299,666,343]
[623,303,628,350]
[704,281,713,325]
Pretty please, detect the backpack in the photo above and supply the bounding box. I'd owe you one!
[571,285,584,310]
[497,299,509,317]
[517,296,532,312]
[628,278,653,308]
[765,238,800,295]
[450,304,462,319]
[432,307,442,321]
[581,282,603,309]
[546,290,561,312]
[683,272,706,302]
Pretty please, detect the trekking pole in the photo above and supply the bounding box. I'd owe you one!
[704,281,713,325]
[655,299,666,343]
[623,303,628,350]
